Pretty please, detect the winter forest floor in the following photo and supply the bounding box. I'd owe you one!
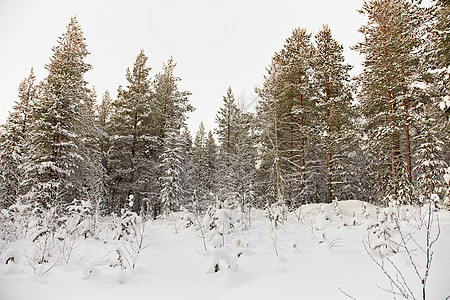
[0,200,449,300]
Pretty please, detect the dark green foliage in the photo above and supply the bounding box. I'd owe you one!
[108,50,156,213]
[23,17,92,208]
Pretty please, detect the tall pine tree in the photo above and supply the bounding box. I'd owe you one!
[108,50,155,213]
[23,17,92,208]
[354,0,422,205]
[313,25,354,203]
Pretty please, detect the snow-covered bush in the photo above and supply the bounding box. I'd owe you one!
[205,236,247,273]
[265,201,288,228]
[191,195,209,251]
[24,206,66,275]
[65,199,94,238]
[110,196,149,269]
[202,200,242,248]
[444,167,450,209]
[231,203,250,232]
[0,201,31,243]
[174,208,195,231]
[164,206,194,234]
[366,207,400,255]
[0,203,28,263]
[365,201,441,300]
[11,201,94,274]
[314,204,333,231]
[205,247,240,273]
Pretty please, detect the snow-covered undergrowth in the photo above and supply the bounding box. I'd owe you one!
[0,200,449,300]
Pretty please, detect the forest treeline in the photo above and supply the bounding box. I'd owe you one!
[0,0,449,217]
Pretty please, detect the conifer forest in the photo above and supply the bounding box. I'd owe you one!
[0,1,449,299]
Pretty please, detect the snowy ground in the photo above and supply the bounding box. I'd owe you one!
[1,200,449,300]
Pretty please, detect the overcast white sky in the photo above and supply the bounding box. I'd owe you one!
[0,0,365,134]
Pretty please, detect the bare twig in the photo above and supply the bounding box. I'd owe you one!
[337,287,357,300]
[365,202,441,300]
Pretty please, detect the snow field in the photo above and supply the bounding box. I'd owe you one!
[1,200,449,300]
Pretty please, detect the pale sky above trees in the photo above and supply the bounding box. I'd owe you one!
[0,0,366,133]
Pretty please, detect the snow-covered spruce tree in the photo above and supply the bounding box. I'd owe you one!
[192,122,209,209]
[215,87,239,205]
[94,90,114,214]
[236,111,257,210]
[160,127,184,214]
[191,125,218,211]
[78,87,105,230]
[414,104,448,205]
[205,130,218,197]
[215,87,256,209]
[97,91,114,130]
[0,68,36,208]
[312,25,354,203]
[108,50,156,214]
[153,57,193,215]
[421,0,450,187]
[255,61,286,206]
[179,126,195,209]
[354,0,423,205]
[432,0,450,69]
[23,17,92,208]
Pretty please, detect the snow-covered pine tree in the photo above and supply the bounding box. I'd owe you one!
[256,28,319,206]
[108,50,156,213]
[354,0,422,205]
[152,57,193,141]
[0,68,36,208]
[275,28,316,205]
[23,17,92,208]
[312,25,354,203]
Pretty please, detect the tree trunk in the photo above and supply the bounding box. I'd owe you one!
[401,61,412,184]
[298,72,305,191]
[274,96,283,203]
[326,86,332,203]
[290,114,293,160]
[383,32,397,199]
